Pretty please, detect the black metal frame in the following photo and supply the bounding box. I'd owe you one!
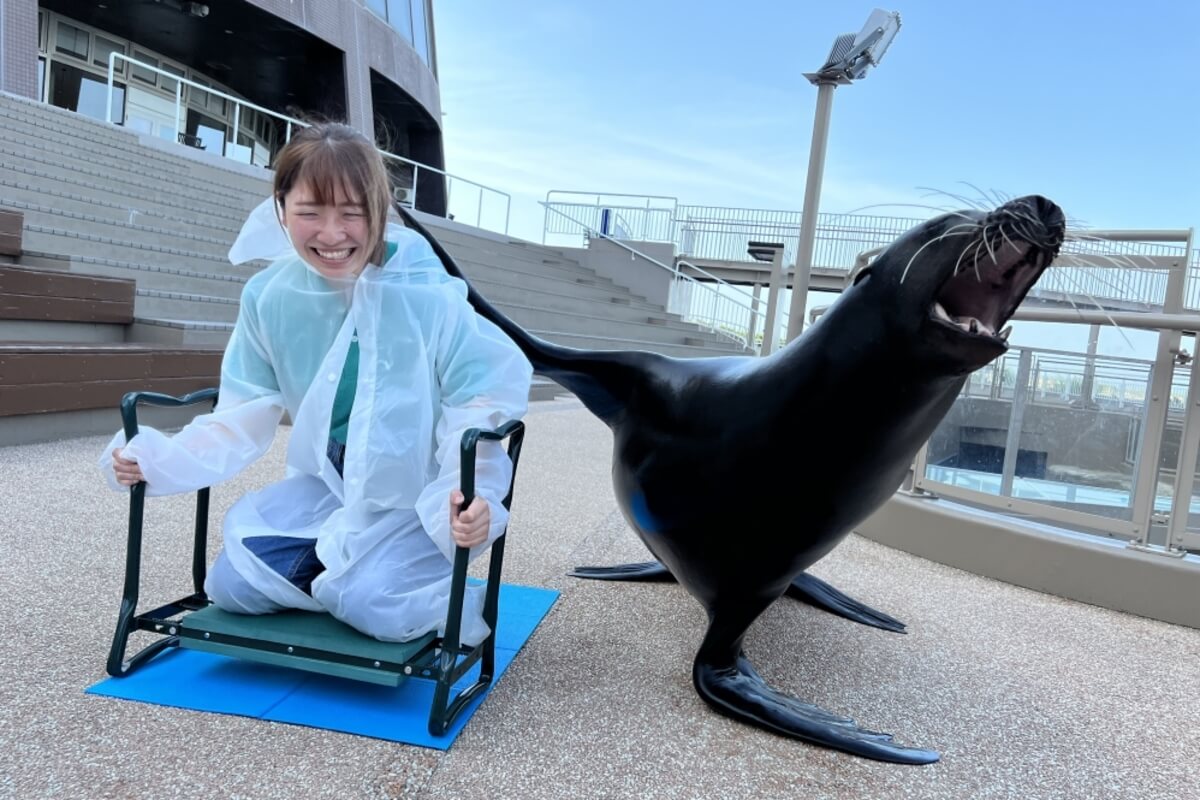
[105,388,527,737]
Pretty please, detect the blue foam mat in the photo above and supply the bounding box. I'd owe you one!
[87,584,559,749]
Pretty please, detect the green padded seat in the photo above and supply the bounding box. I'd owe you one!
[180,606,438,687]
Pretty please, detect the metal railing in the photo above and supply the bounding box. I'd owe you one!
[907,226,1200,555]
[105,53,512,233]
[960,347,1191,417]
[543,191,679,244]
[540,202,768,353]
[544,194,1200,312]
[805,227,1200,552]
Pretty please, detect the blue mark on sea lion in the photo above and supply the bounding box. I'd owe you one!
[629,489,658,535]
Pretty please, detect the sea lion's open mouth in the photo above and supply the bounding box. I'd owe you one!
[928,196,1065,348]
[931,242,1043,343]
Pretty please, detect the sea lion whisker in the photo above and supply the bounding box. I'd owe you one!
[959,181,1004,210]
[835,202,967,220]
[1064,234,1161,271]
[1060,255,1158,310]
[952,239,975,278]
[1005,208,1043,234]
[917,186,990,211]
[1060,236,1168,306]
[969,238,988,281]
[985,223,1001,266]
[899,224,980,284]
[1052,266,1136,349]
[997,222,1020,255]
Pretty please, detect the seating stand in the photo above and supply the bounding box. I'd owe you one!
[105,389,525,736]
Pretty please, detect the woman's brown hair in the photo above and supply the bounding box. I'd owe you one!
[272,122,393,266]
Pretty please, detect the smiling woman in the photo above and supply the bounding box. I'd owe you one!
[101,120,534,647]
[273,124,394,277]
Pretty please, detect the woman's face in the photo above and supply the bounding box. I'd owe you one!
[281,181,372,279]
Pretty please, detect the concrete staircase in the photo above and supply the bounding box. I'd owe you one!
[0,90,747,441]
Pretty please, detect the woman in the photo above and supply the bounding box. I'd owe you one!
[101,123,532,645]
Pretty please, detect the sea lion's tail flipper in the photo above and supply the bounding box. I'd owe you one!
[786,573,906,634]
[568,560,675,581]
[693,605,939,764]
[398,207,638,424]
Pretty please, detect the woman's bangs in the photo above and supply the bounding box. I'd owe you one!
[295,146,365,208]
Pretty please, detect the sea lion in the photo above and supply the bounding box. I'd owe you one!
[399,195,1065,764]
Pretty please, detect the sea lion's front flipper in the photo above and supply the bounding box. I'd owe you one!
[786,573,906,633]
[694,603,938,764]
[568,561,675,582]
[693,654,939,764]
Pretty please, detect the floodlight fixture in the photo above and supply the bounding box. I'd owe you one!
[805,8,901,85]
[786,9,901,343]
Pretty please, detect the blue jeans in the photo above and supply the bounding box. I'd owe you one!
[236,438,346,594]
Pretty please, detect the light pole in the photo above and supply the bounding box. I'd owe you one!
[785,9,902,343]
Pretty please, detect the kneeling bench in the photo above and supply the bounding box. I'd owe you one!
[105,388,526,735]
[178,607,438,687]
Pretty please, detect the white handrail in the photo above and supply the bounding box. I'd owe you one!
[675,257,790,332]
[540,201,763,352]
[104,52,512,233]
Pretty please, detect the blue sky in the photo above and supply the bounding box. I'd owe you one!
[433,2,1198,360]
[435,1,1198,243]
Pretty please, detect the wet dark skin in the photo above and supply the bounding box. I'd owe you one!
[401,196,1065,764]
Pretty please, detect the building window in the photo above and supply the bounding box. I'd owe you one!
[387,0,413,44]
[92,36,125,72]
[411,0,430,66]
[55,21,89,61]
[160,63,186,94]
[50,61,124,123]
[131,50,159,85]
[365,0,387,19]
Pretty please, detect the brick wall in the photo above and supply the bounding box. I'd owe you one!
[1,0,39,99]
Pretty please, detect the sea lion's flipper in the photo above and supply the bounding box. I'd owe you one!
[693,603,938,764]
[786,573,907,633]
[568,561,675,581]
[693,654,939,764]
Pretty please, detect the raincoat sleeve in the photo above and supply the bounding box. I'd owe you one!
[98,279,286,496]
[413,286,533,564]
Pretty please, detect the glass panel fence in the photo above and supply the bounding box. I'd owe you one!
[920,320,1172,532]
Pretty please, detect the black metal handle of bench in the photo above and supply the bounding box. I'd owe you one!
[120,388,221,595]
[120,388,221,442]
[440,419,526,656]
[107,388,219,677]
[432,419,526,733]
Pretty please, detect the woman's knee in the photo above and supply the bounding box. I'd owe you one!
[205,550,283,615]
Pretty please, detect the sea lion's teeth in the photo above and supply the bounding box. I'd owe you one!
[968,319,979,334]
[933,302,953,322]
[999,326,1012,341]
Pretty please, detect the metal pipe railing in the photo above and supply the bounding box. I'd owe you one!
[105,53,512,233]
[539,202,763,352]
[908,227,1199,557]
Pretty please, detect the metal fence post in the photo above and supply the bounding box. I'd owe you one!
[1000,349,1034,498]
[1128,252,1188,547]
[761,247,786,356]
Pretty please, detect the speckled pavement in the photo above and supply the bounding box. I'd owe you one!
[2,399,1197,800]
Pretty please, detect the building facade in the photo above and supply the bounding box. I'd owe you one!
[1,0,444,208]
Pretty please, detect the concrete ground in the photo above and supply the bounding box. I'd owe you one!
[1,399,1197,800]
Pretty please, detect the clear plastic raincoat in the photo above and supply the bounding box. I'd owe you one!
[100,207,532,644]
